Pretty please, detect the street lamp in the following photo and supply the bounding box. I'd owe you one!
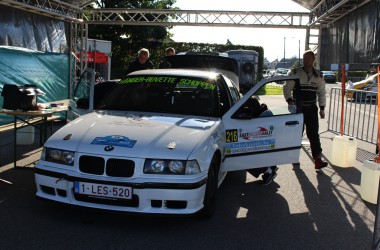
[286,36,301,68]
[283,37,286,68]
[298,39,301,66]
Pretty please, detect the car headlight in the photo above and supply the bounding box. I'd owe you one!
[42,147,75,166]
[144,159,200,175]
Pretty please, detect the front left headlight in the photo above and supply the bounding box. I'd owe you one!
[42,147,75,166]
[144,159,200,175]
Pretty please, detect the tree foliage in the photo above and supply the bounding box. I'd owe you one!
[86,1,264,80]
[87,0,176,75]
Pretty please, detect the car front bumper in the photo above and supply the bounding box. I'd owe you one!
[35,167,208,215]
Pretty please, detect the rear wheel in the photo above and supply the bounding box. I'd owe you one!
[199,157,219,218]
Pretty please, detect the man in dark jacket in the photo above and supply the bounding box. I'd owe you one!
[126,48,154,74]
[283,50,328,170]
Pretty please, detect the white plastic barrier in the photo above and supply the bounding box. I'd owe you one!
[360,160,380,204]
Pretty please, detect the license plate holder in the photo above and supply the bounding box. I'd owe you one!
[74,181,132,200]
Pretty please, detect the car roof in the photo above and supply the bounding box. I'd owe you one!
[128,68,221,79]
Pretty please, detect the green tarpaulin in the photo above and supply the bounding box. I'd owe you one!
[0,46,69,125]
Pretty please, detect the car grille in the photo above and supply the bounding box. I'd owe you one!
[79,156,135,177]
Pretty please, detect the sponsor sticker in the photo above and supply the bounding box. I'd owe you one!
[239,126,274,141]
[225,139,275,154]
[120,76,177,84]
[91,135,137,148]
[119,76,215,90]
[178,78,215,90]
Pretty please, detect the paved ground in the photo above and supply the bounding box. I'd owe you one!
[0,93,378,249]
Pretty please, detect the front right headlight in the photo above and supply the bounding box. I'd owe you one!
[144,159,201,175]
[42,147,75,166]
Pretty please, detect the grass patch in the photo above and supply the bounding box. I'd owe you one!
[255,83,284,95]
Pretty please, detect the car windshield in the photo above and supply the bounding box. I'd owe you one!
[323,71,334,75]
[97,75,219,117]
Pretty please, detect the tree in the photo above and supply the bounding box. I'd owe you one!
[86,0,177,77]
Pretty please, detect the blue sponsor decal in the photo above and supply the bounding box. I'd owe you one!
[225,139,275,149]
[91,135,137,148]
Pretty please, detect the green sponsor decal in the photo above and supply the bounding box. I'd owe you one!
[120,76,215,90]
[120,76,177,84]
[178,78,215,90]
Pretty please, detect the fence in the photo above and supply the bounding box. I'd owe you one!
[325,87,378,144]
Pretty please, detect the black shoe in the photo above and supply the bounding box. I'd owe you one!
[314,156,328,171]
[262,169,277,185]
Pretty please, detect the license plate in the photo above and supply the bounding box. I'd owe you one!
[74,181,132,200]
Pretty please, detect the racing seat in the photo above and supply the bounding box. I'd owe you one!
[233,96,265,119]
[193,88,215,115]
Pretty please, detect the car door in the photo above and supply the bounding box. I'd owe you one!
[221,76,303,172]
[67,68,95,121]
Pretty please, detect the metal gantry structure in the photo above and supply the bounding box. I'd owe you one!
[0,0,370,85]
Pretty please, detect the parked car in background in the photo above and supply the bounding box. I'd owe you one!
[35,69,303,217]
[275,68,290,76]
[263,69,275,79]
[321,71,337,83]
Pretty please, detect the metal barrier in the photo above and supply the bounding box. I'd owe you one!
[325,87,378,144]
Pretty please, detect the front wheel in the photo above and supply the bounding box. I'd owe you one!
[199,157,219,218]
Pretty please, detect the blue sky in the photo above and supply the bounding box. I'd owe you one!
[171,0,309,62]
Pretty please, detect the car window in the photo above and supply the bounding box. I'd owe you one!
[223,77,240,104]
[232,80,295,119]
[97,75,220,117]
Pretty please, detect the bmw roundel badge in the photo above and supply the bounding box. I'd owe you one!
[104,145,114,151]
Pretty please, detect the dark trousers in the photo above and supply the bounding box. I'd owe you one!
[302,105,322,158]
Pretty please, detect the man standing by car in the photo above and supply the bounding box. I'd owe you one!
[127,48,154,74]
[283,50,328,170]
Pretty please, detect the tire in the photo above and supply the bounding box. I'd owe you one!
[199,156,219,219]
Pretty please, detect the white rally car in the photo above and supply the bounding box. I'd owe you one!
[35,69,303,217]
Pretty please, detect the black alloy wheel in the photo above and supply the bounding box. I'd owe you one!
[199,156,219,218]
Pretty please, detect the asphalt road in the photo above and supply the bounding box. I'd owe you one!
[0,82,377,250]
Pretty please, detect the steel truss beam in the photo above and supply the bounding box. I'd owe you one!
[3,1,370,89]
[0,0,81,22]
[309,0,372,27]
[80,9,310,29]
